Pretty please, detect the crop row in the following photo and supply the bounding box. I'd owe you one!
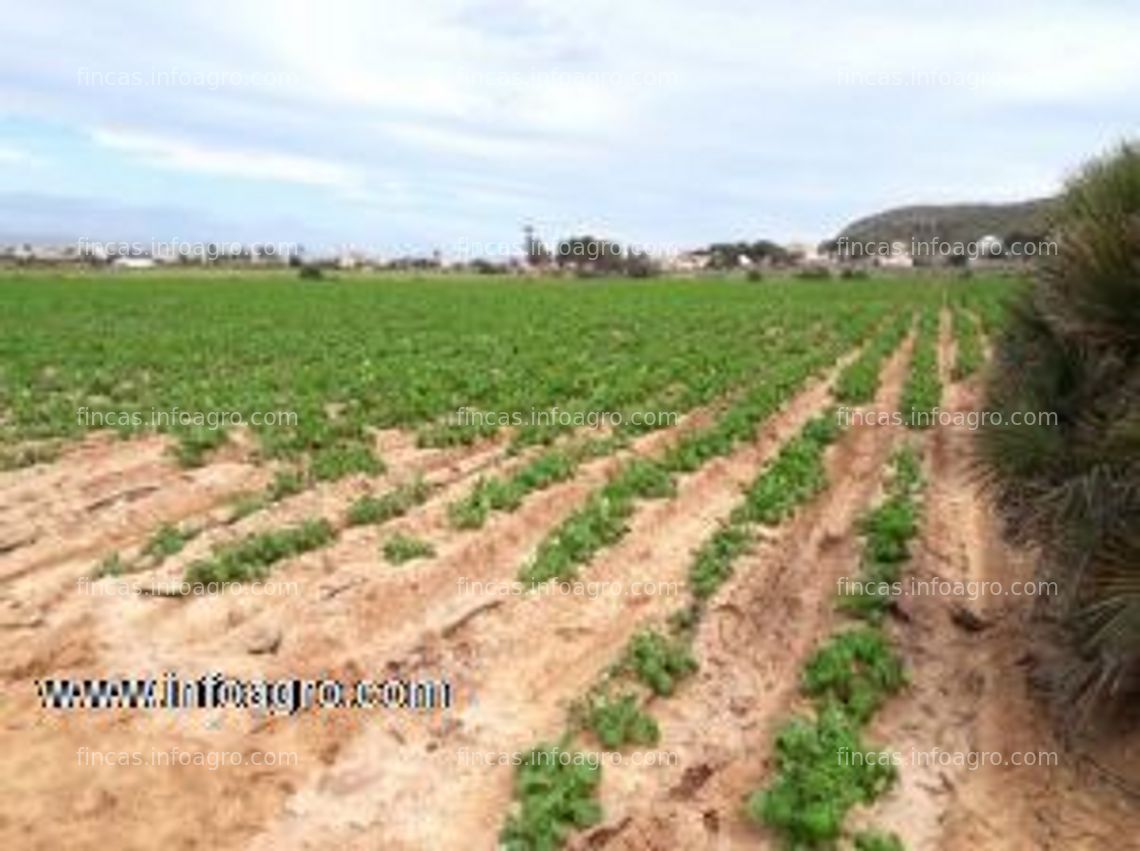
[951,308,984,380]
[447,314,870,537]
[496,313,918,848]
[950,279,1016,337]
[447,438,615,529]
[516,324,862,588]
[499,408,850,849]
[899,310,942,429]
[748,443,924,850]
[88,475,434,589]
[445,315,858,534]
[834,313,912,404]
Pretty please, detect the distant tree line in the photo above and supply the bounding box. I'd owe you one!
[523,228,660,278]
[702,240,790,269]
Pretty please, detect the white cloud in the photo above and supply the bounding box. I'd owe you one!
[0,0,1136,245]
[381,120,591,162]
[89,128,360,190]
[0,146,39,166]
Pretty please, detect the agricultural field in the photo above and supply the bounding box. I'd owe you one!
[1,271,1136,851]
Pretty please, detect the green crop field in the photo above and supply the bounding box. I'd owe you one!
[0,271,1010,475]
[4,266,1096,851]
[3,5,1133,848]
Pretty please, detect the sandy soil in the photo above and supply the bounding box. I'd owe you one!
[0,325,1135,851]
[859,310,1140,850]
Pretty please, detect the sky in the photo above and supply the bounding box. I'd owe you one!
[0,0,1137,257]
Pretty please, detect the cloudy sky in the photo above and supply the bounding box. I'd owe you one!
[0,0,1137,255]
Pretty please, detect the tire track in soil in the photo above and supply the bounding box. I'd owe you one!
[0,400,723,675]
[88,401,722,676]
[241,349,865,850]
[0,423,295,537]
[0,423,515,593]
[0,424,508,632]
[856,312,1140,851]
[0,432,179,516]
[245,408,719,676]
[0,433,266,586]
[575,334,915,851]
[0,425,553,686]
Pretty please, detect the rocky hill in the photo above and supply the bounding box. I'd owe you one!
[835,198,1056,246]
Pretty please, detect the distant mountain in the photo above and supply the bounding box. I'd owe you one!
[835,197,1056,247]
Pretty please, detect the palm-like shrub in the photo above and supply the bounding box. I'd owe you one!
[980,143,1140,724]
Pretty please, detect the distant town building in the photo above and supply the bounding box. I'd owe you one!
[111,256,156,269]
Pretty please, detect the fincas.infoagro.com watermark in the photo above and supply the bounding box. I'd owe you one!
[838,746,1058,770]
[77,407,297,431]
[837,574,1058,601]
[837,407,1058,431]
[77,746,298,770]
[76,67,298,89]
[77,237,300,262]
[77,575,300,597]
[450,407,677,430]
[457,747,680,769]
[835,235,1057,259]
[457,576,682,599]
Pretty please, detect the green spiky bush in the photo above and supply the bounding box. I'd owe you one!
[979,142,1140,722]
